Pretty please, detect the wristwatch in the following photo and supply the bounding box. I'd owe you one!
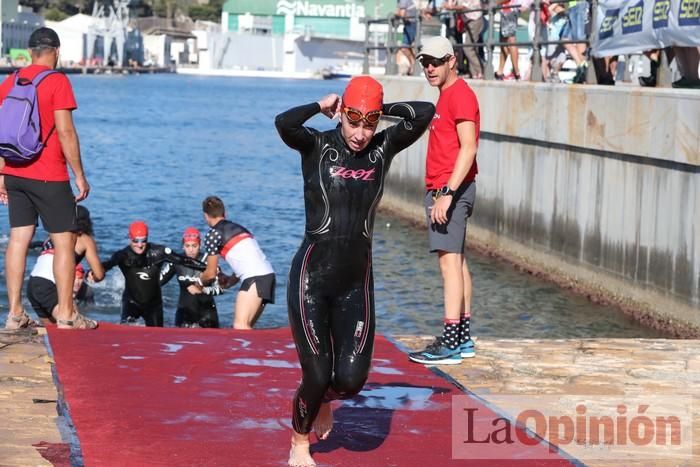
[439,185,455,197]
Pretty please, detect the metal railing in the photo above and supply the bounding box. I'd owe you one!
[363,14,425,76]
[363,0,599,83]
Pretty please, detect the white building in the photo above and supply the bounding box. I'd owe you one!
[45,14,99,66]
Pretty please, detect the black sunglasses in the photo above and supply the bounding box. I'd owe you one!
[419,55,451,68]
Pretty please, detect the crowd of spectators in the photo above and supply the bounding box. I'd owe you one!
[392,0,700,88]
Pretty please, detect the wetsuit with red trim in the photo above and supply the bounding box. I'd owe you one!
[275,99,435,434]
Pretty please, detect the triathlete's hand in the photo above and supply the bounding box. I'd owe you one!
[318,94,341,119]
[218,272,239,289]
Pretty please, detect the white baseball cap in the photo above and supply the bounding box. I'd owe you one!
[416,36,454,59]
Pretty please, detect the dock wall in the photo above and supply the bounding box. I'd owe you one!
[378,76,700,334]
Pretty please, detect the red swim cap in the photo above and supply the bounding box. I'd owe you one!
[182,227,201,244]
[75,263,85,279]
[342,76,383,114]
[128,220,149,240]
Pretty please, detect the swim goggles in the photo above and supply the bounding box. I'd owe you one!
[343,107,383,125]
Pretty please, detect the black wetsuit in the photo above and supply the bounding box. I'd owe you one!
[160,252,221,328]
[102,244,205,327]
[275,100,435,434]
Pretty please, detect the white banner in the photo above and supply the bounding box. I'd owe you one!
[592,0,700,57]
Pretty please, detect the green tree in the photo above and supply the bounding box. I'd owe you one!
[188,4,219,22]
[44,6,69,20]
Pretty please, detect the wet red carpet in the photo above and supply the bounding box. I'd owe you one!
[47,324,574,466]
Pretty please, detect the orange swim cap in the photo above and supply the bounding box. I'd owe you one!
[342,76,383,114]
[182,227,201,244]
[128,220,149,240]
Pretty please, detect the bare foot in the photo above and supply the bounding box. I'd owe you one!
[288,433,315,467]
[313,402,333,440]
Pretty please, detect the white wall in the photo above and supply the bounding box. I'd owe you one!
[143,34,168,66]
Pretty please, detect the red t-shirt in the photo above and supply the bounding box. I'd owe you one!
[425,79,480,190]
[0,65,77,182]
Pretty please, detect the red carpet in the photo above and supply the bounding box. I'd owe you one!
[47,324,574,466]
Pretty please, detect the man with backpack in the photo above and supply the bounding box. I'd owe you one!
[0,27,94,330]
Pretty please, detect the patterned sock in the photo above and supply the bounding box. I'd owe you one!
[441,319,461,350]
[459,313,471,345]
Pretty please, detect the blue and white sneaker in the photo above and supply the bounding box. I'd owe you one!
[461,338,476,358]
[408,337,462,365]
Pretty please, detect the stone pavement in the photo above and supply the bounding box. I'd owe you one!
[397,336,700,466]
[0,328,67,466]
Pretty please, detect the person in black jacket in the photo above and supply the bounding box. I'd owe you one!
[102,220,204,327]
[275,75,435,467]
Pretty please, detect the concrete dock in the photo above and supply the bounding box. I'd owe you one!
[0,329,66,466]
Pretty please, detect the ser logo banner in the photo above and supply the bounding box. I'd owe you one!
[598,8,620,39]
[653,0,671,28]
[622,0,645,33]
[678,0,700,25]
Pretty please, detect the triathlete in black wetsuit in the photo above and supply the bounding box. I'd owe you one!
[102,221,205,327]
[275,76,435,466]
[160,227,222,328]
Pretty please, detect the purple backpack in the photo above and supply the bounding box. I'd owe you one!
[0,69,57,164]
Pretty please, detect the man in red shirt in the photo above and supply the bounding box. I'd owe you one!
[0,27,95,329]
[409,36,480,365]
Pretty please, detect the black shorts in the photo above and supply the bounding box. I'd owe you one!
[240,273,276,304]
[5,175,77,233]
[27,276,57,320]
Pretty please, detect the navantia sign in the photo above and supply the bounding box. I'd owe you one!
[276,0,366,17]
